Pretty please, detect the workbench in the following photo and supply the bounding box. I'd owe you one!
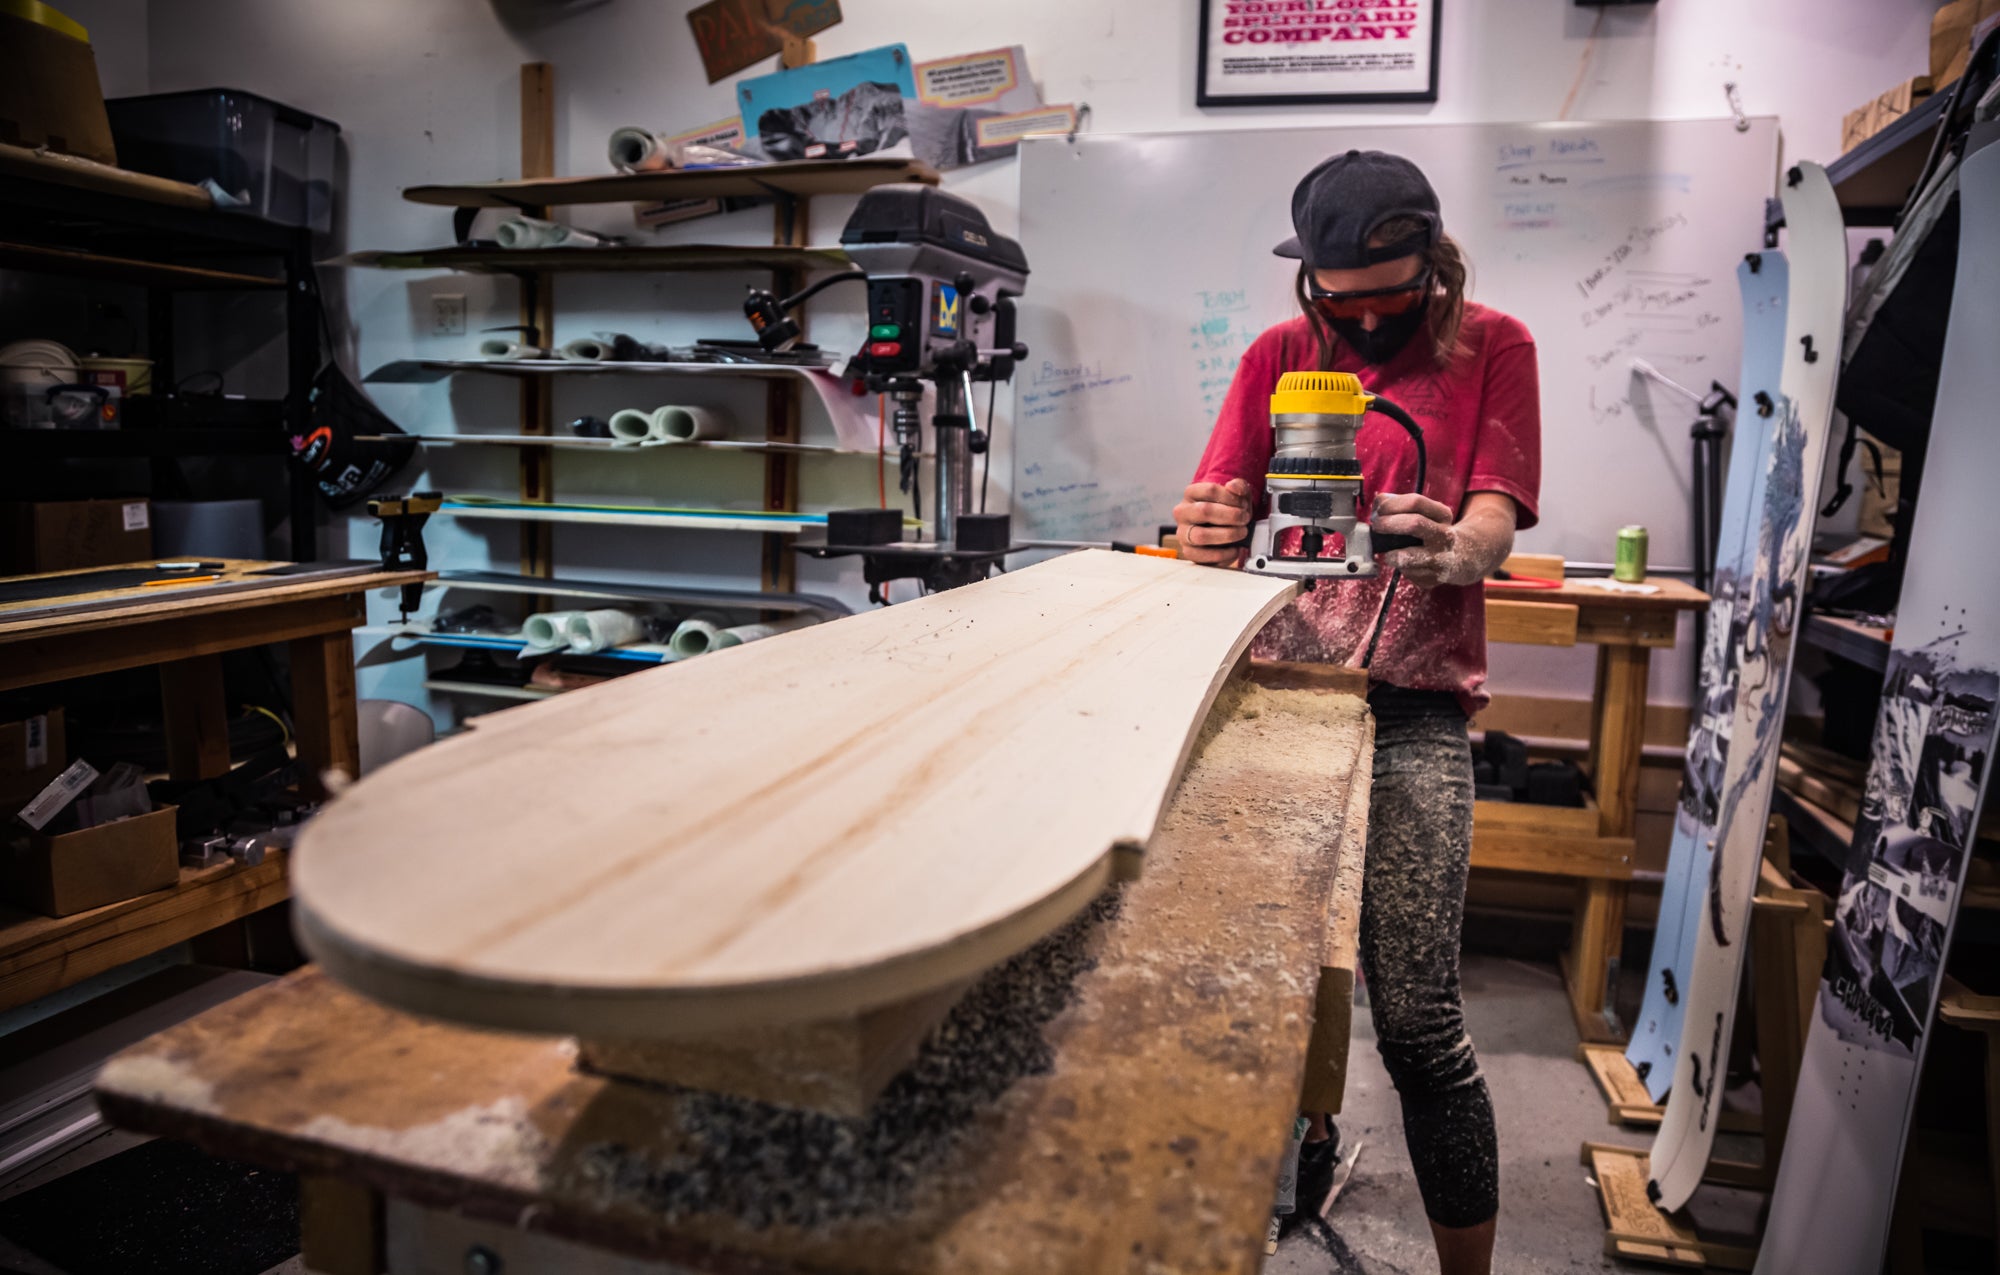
[0,560,430,1012]
[95,661,1372,1274]
[1480,573,1710,1044]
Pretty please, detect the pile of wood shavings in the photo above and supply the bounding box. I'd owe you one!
[568,891,1123,1230]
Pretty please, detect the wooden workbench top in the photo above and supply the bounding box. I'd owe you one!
[0,560,429,640]
[96,672,1373,1274]
[1489,575,1709,611]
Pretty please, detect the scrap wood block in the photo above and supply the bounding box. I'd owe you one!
[577,980,969,1118]
[1583,1142,1758,1271]
[1578,1044,1760,1135]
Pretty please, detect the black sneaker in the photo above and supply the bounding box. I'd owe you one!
[1289,1127,1343,1227]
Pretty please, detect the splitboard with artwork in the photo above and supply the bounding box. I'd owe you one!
[1625,250,1790,1101]
[1755,131,2000,1275]
[1646,161,1847,1209]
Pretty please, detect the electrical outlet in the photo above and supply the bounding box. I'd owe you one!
[431,293,467,336]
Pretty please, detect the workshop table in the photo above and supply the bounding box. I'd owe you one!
[95,662,1373,1275]
[0,560,430,1012]
[1480,575,1710,1044]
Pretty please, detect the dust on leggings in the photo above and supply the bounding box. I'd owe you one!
[1357,691,1498,1229]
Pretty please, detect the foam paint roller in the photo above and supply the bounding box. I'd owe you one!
[559,336,614,362]
[607,409,656,444]
[608,127,672,173]
[495,216,614,250]
[607,405,730,445]
[521,610,585,653]
[478,336,549,360]
[710,613,822,650]
[564,609,646,654]
[668,611,732,660]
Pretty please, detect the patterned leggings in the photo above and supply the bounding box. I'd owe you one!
[1358,692,1499,1229]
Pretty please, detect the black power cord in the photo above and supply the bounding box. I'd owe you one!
[1358,396,1428,671]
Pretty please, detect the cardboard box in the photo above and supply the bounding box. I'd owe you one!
[1,499,152,574]
[0,708,66,807]
[5,804,179,918]
[1933,0,2000,88]
[0,10,116,165]
[1842,76,1934,155]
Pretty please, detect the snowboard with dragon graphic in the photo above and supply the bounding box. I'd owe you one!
[1647,161,1847,1209]
[1625,250,1790,1101]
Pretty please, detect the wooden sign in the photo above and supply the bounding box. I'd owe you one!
[765,0,841,38]
[688,0,841,84]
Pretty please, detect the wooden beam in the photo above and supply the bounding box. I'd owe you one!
[159,654,232,781]
[300,1175,383,1275]
[518,61,556,580]
[578,980,970,1117]
[0,594,363,691]
[291,630,360,795]
[1485,598,1579,646]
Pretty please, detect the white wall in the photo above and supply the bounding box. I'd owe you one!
[64,0,148,98]
[138,0,1939,715]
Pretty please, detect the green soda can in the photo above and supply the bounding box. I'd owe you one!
[1614,525,1649,583]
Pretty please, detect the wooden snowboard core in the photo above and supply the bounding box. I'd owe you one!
[292,552,1296,1040]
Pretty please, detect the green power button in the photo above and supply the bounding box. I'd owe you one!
[869,323,902,340]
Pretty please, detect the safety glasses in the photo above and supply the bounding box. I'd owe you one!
[1308,265,1432,319]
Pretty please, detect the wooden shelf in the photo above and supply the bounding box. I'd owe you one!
[422,678,556,702]
[1471,794,1636,880]
[396,626,677,664]
[363,431,885,458]
[400,158,940,209]
[1825,88,1950,224]
[436,498,829,535]
[0,140,211,211]
[432,569,847,616]
[0,240,286,290]
[0,854,288,1013]
[364,358,834,385]
[1802,612,1891,672]
[329,244,851,274]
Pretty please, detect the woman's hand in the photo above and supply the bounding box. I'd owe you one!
[1173,478,1254,567]
[1373,490,1517,589]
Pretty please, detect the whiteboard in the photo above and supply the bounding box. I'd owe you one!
[1010,118,1779,569]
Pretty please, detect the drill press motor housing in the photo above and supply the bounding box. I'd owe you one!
[1245,371,1426,586]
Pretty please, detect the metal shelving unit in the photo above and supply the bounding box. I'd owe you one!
[0,142,320,559]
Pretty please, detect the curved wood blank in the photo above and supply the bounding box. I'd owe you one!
[293,552,1295,1037]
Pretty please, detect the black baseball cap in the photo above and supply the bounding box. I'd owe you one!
[1273,150,1441,270]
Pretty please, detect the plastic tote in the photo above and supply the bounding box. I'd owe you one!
[106,88,338,232]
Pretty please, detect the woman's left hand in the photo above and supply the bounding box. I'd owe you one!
[1372,492,1468,589]
[1372,490,1520,589]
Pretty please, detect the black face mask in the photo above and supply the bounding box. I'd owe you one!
[1328,297,1428,364]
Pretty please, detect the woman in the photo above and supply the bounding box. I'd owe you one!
[1173,150,1540,1275]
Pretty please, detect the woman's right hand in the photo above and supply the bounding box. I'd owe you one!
[1173,478,1254,566]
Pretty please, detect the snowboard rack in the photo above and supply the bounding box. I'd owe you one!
[1582,818,1832,1270]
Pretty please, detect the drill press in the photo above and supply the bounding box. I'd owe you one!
[743,184,1029,600]
[1244,371,1427,589]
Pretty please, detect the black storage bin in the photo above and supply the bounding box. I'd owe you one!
[106,88,337,232]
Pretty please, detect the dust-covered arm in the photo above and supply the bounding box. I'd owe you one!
[1371,490,1518,589]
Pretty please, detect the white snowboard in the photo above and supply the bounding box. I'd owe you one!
[1626,250,1791,1101]
[1647,162,1847,1209]
[1756,133,2000,1274]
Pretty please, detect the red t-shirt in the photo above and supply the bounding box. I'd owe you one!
[1191,302,1542,713]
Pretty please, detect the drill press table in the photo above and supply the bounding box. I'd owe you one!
[94,661,1373,1274]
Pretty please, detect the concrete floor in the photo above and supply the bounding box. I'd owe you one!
[1271,953,1653,1274]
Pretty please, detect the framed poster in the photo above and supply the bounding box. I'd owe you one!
[1196,0,1440,107]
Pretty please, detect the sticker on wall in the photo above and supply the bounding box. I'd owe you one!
[1196,0,1440,107]
[737,44,917,163]
[907,46,1076,169]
